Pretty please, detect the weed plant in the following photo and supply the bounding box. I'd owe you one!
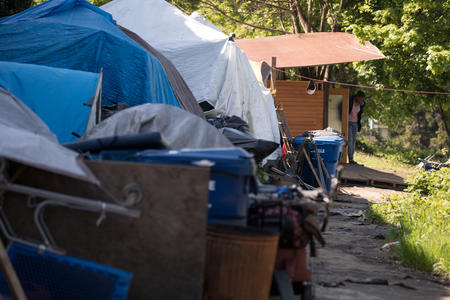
[356,139,438,165]
[368,168,450,275]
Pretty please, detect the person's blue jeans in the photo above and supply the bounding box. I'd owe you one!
[348,122,358,161]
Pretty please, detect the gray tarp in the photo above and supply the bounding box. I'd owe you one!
[0,88,99,184]
[83,104,234,149]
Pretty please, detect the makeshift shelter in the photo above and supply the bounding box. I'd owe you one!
[0,61,102,143]
[0,87,98,184]
[83,104,234,149]
[236,33,385,161]
[0,0,202,117]
[101,0,280,144]
[236,33,385,68]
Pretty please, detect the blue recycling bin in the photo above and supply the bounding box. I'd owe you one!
[135,148,256,226]
[294,136,345,192]
[0,243,132,300]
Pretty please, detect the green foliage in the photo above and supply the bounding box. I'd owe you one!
[170,0,348,39]
[369,168,450,275]
[356,138,436,165]
[343,0,450,145]
[0,0,32,17]
[195,1,291,38]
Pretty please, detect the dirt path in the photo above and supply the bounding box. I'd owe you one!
[312,186,450,300]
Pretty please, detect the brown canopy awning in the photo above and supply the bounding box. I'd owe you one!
[236,32,384,68]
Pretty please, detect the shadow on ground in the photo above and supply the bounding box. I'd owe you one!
[311,186,449,300]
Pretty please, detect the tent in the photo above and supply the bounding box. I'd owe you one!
[101,0,280,144]
[0,0,202,117]
[0,87,99,184]
[0,61,102,143]
[83,104,234,149]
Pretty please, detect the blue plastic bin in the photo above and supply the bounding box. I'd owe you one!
[0,243,132,300]
[135,148,256,226]
[88,150,139,161]
[294,136,345,192]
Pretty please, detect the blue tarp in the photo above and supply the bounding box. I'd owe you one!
[0,61,98,143]
[0,0,180,108]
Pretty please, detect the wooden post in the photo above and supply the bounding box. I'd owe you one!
[271,57,277,100]
[0,241,27,300]
[323,82,329,129]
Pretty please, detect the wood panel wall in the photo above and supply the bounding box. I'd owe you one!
[275,80,324,136]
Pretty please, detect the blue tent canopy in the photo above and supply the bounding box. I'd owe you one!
[0,0,180,108]
[0,61,99,143]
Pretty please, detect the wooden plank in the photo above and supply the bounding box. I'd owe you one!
[271,57,277,97]
[3,161,210,300]
[340,164,407,190]
[276,80,324,136]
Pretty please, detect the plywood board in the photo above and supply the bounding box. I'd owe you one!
[275,81,324,136]
[2,160,210,300]
[341,164,407,190]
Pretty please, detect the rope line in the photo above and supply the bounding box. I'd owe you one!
[273,67,450,95]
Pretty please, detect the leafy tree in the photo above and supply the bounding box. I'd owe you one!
[343,0,450,147]
[168,1,360,79]
[0,0,32,17]
[170,0,357,37]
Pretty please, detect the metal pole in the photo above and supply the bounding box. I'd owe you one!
[0,183,140,219]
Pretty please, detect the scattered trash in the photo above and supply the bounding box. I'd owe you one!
[379,241,400,251]
[207,115,250,134]
[318,281,345,288]
[345,278,389,285]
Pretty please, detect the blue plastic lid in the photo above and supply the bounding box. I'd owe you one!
[135,148,255,176]
[294,135,345,146]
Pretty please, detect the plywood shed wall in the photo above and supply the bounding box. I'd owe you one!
[275,80,324,136]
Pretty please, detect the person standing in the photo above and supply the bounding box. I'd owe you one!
[348,91,365,164]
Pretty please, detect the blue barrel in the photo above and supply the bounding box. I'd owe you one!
[135,149,256,226]
[294,136,345,192]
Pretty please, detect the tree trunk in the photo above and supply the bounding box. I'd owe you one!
[436,98,450,147]
[294,0,309,33]
[319,1,329,32]
[307,0,313,32]
[289,1,301,34]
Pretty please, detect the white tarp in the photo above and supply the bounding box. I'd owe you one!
[0,88,99,184]
[101,0,280,144]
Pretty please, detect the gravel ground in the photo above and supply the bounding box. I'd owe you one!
[311,185,449,300]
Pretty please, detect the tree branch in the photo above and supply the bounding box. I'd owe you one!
[293,0,309,33]
[201,0,290,34]
[250,0,291,12]
[279,11,287,32]
[319,1,329,32]
[288,2,301,34]
[307,0,313,32]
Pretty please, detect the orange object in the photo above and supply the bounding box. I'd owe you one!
[236,32,384,68]
[204,226,279,300]
[275,248,312,282]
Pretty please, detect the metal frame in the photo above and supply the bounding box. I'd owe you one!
[0,158,140,255]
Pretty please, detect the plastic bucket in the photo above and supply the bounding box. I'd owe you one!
[204,225,279,300]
